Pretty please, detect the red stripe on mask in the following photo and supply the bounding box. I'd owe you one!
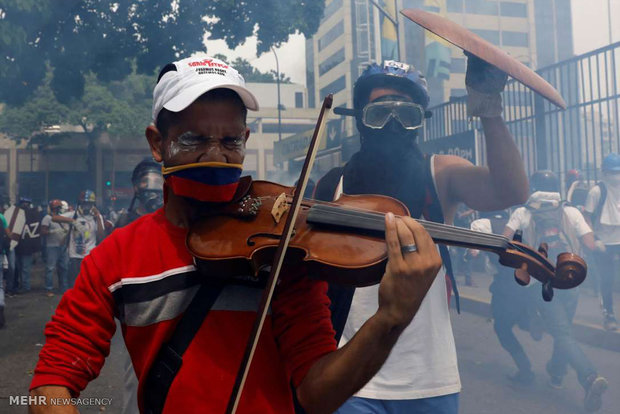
[166,175,239,202]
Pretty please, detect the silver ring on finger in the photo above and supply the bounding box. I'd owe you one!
[400,244,418,255]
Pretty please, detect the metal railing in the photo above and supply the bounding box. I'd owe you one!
[425,42,620,189]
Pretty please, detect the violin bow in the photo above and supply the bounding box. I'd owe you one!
[225,94,334,414]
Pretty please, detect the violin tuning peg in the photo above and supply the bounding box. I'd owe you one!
[513,230,523,242]
[514,264,530,286]
[542,280,554,302]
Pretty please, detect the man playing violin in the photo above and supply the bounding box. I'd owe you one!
[314,57,529,413]
[28,56,442,414]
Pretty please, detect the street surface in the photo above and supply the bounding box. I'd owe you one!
[0,263,618,413]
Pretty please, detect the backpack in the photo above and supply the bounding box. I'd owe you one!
[591,181,608,228]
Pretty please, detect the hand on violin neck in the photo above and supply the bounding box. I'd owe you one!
[377,213,442,330]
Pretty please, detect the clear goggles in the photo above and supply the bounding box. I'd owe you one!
[361,101,425,130]
[137,172,164,191]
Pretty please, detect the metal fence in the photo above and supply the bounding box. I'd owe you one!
[424,41,620,191]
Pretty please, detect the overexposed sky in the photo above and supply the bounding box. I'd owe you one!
[204,0,620,86]
[204,34,308,85]
[572,0,619,53]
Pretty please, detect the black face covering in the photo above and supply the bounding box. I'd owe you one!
[137,190,164,213]
[345,105,427,218]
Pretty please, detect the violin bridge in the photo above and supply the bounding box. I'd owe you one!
[271,193,289,224]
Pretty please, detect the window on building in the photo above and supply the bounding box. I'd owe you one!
[465,0,498,15]
[321,0,343,23]
[318,21,344,52]
[319,48,346,76]
[450,57,466,73]
[295,92,304,108]
[472,29,500,45]
[447,0,464,12]
[500,2,527,17]
[320,75,346,100]
[502,31,529,47]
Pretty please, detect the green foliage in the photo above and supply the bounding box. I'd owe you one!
[0,70,153,142]
[0,0,323,104]
[213,54,291,83]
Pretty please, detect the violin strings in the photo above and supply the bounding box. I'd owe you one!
[267,195,540,261]
[309,205,509,250]
[310,203,511,244]
[310,204,507,248]
[310,204,508,246]
[307,204,555,274]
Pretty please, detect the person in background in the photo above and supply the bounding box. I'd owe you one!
[0,209,9,328]
[40,200,70,296]
[566,169,591,213]
[504,170,608,412]
[115,158,164,414]
[584,153,620,331]
[15,197,41,293]
[116,158,164,228]
[469,210,541,385]
[51,190,105,288]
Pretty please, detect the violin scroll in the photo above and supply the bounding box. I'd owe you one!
[498,240,587,297]
[554,252,587,288]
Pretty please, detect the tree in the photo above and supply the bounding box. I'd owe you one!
[213,54,291,83]
[0,0,323,104]
[0,70,154,188]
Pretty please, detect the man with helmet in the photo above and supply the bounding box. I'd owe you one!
[116,158,164,228]
[314,56,528,413]
[40,200,70,296]
[114,157,164,414]
[584,153,620,331]
[566,169,592,213]
[503,170,608,412]
[51,190,105,288]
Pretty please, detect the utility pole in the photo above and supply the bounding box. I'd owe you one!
[271,46,282,142]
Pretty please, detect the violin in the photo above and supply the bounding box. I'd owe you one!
[187,179,587,298]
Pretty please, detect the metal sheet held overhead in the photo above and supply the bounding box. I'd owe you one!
[400,8,567,109]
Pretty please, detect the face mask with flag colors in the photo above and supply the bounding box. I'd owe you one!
[162,162,243,203]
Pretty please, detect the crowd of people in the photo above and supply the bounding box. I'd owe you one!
[450,164,620,412]
[0,158,164,331]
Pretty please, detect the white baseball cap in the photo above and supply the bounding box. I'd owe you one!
[152,55,259,121]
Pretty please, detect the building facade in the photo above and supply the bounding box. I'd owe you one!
[307,0,574,108]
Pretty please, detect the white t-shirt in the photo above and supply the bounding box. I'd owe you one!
[470,217,492,234]
[337,155,461,400]
[68,212,102,259]
[41,214,70,248]
[506,205,592,246]
[584,185,620,245]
